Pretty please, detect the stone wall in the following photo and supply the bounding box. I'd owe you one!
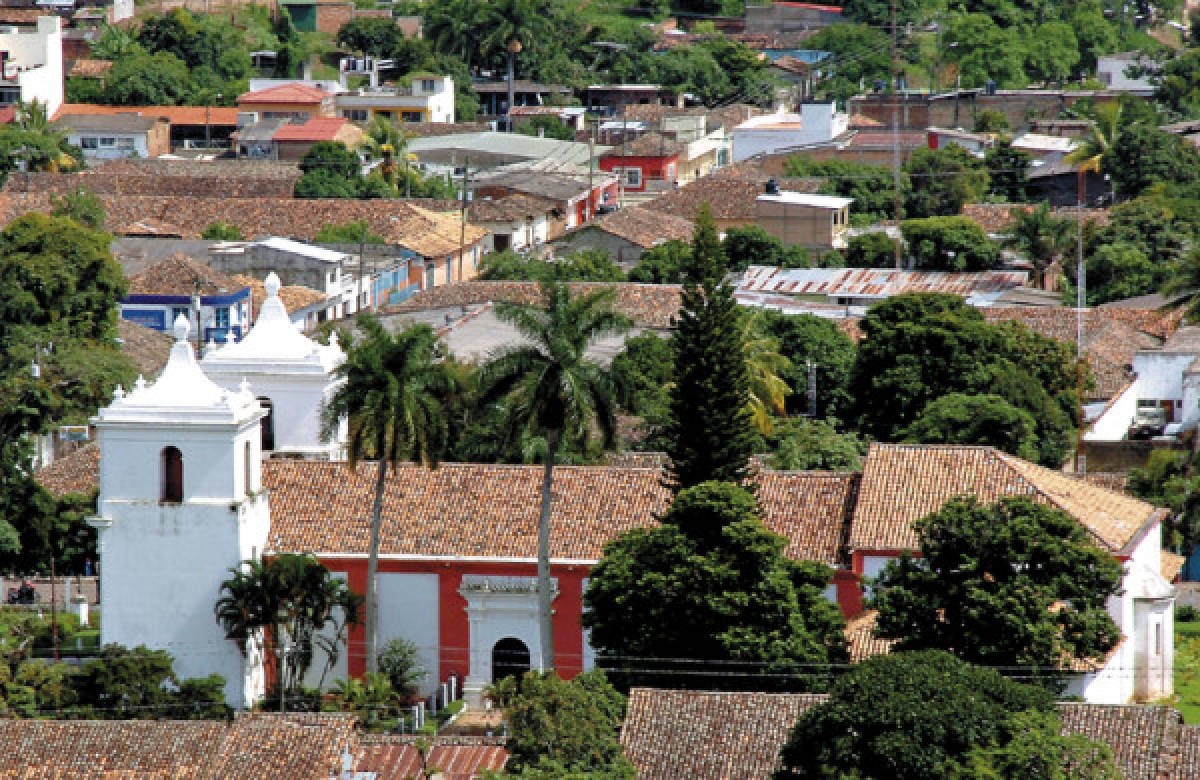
[851,91,1122,133]
[384,281,683,328]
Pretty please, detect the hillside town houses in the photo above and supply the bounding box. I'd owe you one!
[8,0,1200,775]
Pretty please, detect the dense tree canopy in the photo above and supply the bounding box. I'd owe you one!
[490,671,633,778]
[871,497,1123,673]
[758,311,856,420]
[584,481,848,691]
[783,156,902,223]
[849,294,1077,466]
[899,216,1001,271]
[775,650,1116,780]
[903,146,989,219]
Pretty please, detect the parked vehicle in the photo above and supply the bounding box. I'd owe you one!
[1128,406,1167,440]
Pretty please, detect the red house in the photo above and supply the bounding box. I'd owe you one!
[598,132,683,193]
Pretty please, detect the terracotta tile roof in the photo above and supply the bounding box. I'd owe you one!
[467,193,559,224]
[1078,471,1129,494]
[620,688,826,779]
[35,443,99,499]
[1059,704,1181,780]
[357,736,508,778]
[66,59,113,79]
[264,462,855,565]
[836,317,863,342]
[848,113,882,128]
[847,131,928,149]
[961,203,1110,234]
[771,56,812,76]
[52,103,241,125]
[843,610,894,663]
[0,713,356,779]
[0,8,49,23]
[118,318,174,377]
[397,121,492,138]
[1173,725,1200,779]
[272,117,353,142]
[1162,550,1185,582]
[0,193,487,259]
[577,205,694,249]
[641,176,820,222]
[981,307,1162,400]
[118,216,186,237]
[233,275,330,318]
[608,131,683,158]
[127,253,248,297]
[237,83,331,105]
[849,443,1161,553]
[1099,304,1186,341]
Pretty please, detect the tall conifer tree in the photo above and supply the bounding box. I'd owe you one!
[665,203,756,492]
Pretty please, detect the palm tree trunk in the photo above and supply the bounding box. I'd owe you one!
[537,428,559,671]
[366,457,387,674]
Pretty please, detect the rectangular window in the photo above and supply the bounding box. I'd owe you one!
[214,307,230,329]
[401,111,423,122]
[172,307,190,324]
[98,137,116,147]
[117,137,134,150]
[421,79,436,92]
[1156,622,1162,655]
[620,167,642,188]
[343,109,369,121]
[80,136,98,149]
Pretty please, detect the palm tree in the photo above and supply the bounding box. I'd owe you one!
[475,281,629,669]
[426,0,482,69]
[1064,100,1121,203]
[483,0,549,128]
[740,311,791,435]
[14,100,76,173]
[1003,203,1075,290]
[320,316,458,674]
[358,116,408,191]
[1161,247,1200,321]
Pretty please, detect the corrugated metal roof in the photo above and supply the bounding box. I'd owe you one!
[737,265,1029,298]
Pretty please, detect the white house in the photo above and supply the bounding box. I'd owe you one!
[200,273,346,459]
[56,113,171,159]
[1012,132,1079,166]
[1096,52,1158,94]
[0,16,63,116]
[89,315,270,709]
[1087,325,1200,442]
[336,74,455,124]
[731,103,849,161]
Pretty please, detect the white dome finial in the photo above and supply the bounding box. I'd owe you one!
[172,314,190,342]
[264,272,281,299]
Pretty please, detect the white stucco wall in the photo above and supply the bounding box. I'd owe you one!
[93,418,270,709]
[1085,380,1139,442]
[1132,352,1195,406]
[204,372,342,456]
[377,571,440,696]
[459,575,552,706]
[0,17,63,115]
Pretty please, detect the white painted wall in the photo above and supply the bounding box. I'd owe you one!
[459,576,552,706]
[204,372,342,457]
[1085,381,1139,442]
[92,418,269,709]
[377,572,440,696]
[1131,352,1195,406]
[1096,55,1156,92]
[732,103,847,161]
[0,17,63,115]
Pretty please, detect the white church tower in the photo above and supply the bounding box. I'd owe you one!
[201,272,346,458]
[89,315,269,708]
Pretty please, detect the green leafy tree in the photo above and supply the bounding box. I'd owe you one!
[848,294,1077,466]
[1025,22,1080,85]
[336,16,405,57]
[944,14,1028,88]
[783,155,901,222]
[66,645,230,720]
[900,216,1001,271]
[1155,47,1200,117]
[51,188,105,230]
[664,204,756,492]
[801,24,892,102]
[201,222,244,241]
[973,109,1011,133]
[103,51,192,105]
[984,139,1031,202]
[723,226,809,271]
[845,232,899,268]
[871,497,1123,672]
[299,141,360,180]
[315,220,387,244]
[475,282,629,670]
[584,481,848,691]
[901,392,1038,460]
[765,417,866,471]
[1104,124,1200,198]
[215,553,362,697]
[332,672,401,730]
[626,240,689,284]
[611,333,672,417]
[0,102,82,184]
[962,708,1120,780]
[903,145,989,218]
[1128,448,1200,552]
[425,0,484,68]
[489,671,634,777]
[1003,204,1074,288]
[1086,241,1157,305]
[759,310,856,420]
[320,317,459,674]
[1064,100,1121,189]
[90,23,143,60]
[516,115,575,140]
[774,650,1114,779]
[378,637,426,697]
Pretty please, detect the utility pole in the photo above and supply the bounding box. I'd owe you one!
[587,122,595,222]
[891,0,902,269]
[458,153,469,282]
[359,220,367,314]
[1075,168,1087,474]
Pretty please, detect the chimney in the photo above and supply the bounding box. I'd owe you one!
[765,178,779,195]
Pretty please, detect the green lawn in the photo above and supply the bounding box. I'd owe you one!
[1176,621,1200,723]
